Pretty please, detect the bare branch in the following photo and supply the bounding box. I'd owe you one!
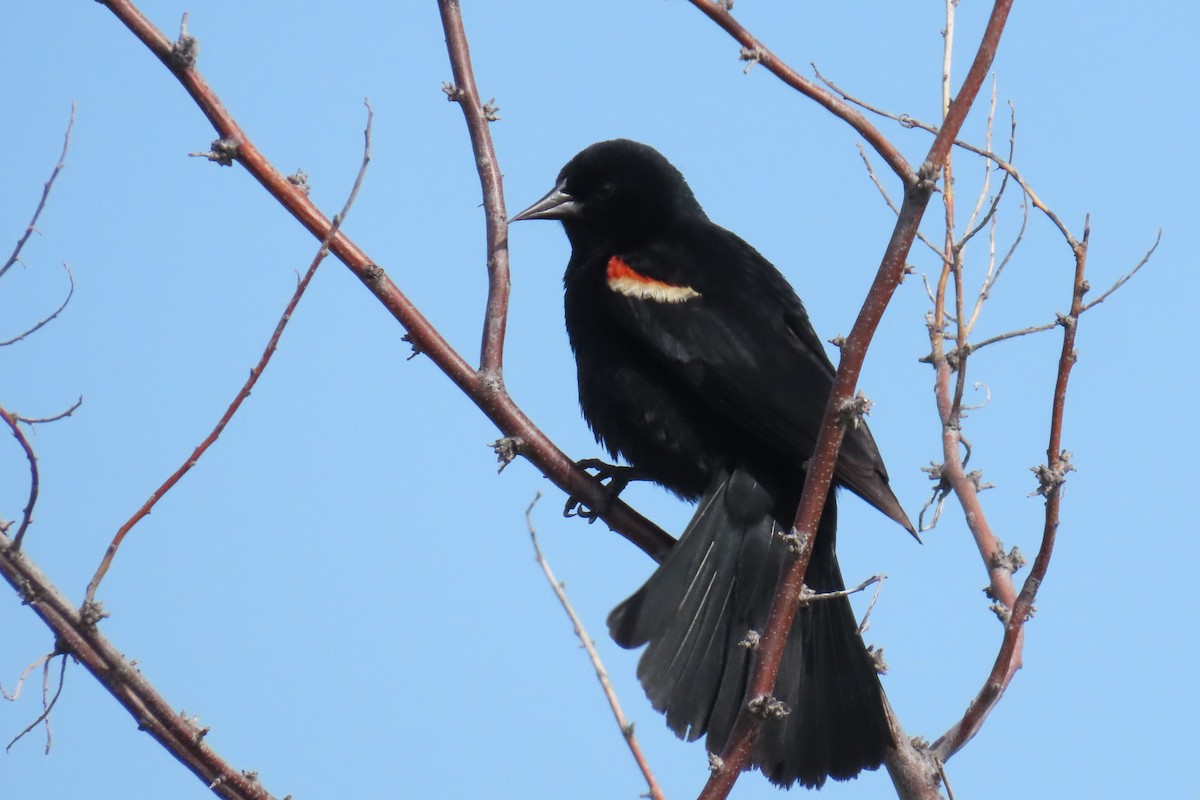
[93,0,674,563]
[5,654,66,754]
[525,495,665,800]
[696,4,1015,797]
[964,320,1059,355]
[84,101,376,606]
[437,0,511,375]
[0,652,54,702]
[932,220,1091,762]
[1,105,74,281]
[960,78,996,238]
[951,228,1157,360]
[0,404,40,551]
[686,1,915,182]
[966,185,1028,335]
[1080,230,1160,313]
[856,144,948,263]
[0,264,75,347]
[11,396,84,427]
[0,534,278,800]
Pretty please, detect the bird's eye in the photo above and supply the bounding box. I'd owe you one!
[595,182,616,199]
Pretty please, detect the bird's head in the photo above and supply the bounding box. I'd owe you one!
[512,139,703,246]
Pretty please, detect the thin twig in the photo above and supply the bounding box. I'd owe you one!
[0,264,75,347]
[856,144,948,263]
[1,104,75,281]
[6,654,66,753]
[814,62,1079,249]
[798,573,885,606]
[12,396,84,426]
[798,573,887,636]
[0,404,40,551]
[960,78,998,240]
[525,494,665,800]
[1080,230,1160,312]
[967,190,1027,336]
[963,320,1059,355]
[84,101,376,606]
[965,103,1022,336]
[0,652,54,702]
[951,229,1156,360]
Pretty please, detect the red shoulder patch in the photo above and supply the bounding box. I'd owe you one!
[605,256,700,303]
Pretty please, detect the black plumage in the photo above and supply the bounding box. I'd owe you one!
[514,139,912,788]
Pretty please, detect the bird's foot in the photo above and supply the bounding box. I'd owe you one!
[564,458,649,523]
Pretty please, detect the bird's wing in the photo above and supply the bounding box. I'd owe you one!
[605,230,911,530]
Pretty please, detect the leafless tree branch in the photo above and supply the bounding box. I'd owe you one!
[82,100,375,606]
[931,216,1092,761]
[437,0,511,375]
[686,1,915,182]
[92,0,673,564]
[525,494,666,800]
[1,104,74,281]
[691,3,1015,797]
[0,263,75,347]
[0,535,279,800]
[5,654,66,754]
[0,404,40,552]
[10,396,84,427]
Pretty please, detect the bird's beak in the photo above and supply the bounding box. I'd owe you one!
[510,182,580,222]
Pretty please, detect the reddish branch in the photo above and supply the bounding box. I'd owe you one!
[0,538,277,800]
[930,221,1089,762]
[1,5,667,799]
[685,1,912,182]
[10,4,1126,800]
[0,104,72,538]
[694,3,1014,798]
[93,0,673,563]
[437,0,511,375]
[1,99,377,800]
[82,103,375,605]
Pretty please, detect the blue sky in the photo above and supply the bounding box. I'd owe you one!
[2,2,1194,799]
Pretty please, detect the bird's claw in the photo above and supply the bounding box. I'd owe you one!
[564,458,647,523]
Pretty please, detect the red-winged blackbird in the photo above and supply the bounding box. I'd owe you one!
[513,139,913,789]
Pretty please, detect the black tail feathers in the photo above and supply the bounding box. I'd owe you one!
[607,468,891,788]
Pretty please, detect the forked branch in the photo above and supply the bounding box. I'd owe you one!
[92,0,673,564]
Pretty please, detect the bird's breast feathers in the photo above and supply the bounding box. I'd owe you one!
[605,255,700,304]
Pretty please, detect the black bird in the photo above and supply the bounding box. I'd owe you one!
[513,139,912,788]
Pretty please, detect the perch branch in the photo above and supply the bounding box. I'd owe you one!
[93,0,673,563]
